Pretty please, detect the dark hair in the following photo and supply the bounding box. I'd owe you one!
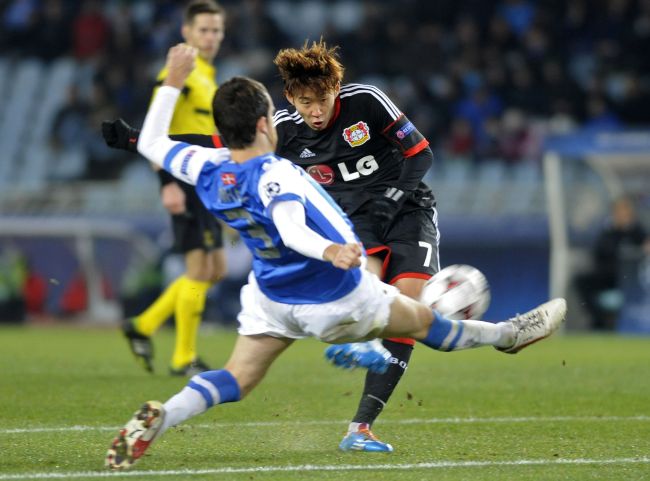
[183,0,224,25]
[274,39,344,96]
[212,77,270,149]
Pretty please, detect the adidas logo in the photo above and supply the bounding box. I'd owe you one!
[299,148,316,159]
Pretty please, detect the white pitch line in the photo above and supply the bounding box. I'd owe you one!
[1,415,648,435]
[0,457,649,480]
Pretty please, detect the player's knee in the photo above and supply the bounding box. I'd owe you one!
[185,268,211,282]
[185,259,212,282]
[413,303,434,338]
[209,264,227,284]
[400,284,424,300]
[200,249,227,284]
[393,278,426,300]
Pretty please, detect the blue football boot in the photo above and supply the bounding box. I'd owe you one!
[339,423,394,452]
[324,340,391,374]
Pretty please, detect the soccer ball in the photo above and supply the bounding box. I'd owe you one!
[420,264,491,319]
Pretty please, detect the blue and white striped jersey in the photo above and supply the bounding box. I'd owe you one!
[162,143,362,304]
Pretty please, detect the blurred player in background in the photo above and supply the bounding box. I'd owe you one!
[120,0,227,376]
[575,196,649,330]
[105,45,566,470]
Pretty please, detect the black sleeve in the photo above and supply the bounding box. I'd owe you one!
[169,134,219,147]
[395,145,433,192]
[381,114,429,158]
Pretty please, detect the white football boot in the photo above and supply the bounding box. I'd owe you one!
[497,298,567,354]
[105,401,165,470]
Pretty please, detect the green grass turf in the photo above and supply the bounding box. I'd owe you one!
[1,325,649,480]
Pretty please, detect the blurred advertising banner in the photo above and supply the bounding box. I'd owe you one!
[545,130,650,157]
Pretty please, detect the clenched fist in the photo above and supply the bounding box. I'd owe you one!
[323,243,363,270]
[163,44,198,89]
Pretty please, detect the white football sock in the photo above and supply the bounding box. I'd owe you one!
[446,319,515,350]
[160,386,208,434]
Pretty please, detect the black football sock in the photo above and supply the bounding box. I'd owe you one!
[351,339,414,426]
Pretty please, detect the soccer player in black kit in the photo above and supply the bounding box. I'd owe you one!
[102,40,437,453]
[271,41,438,452]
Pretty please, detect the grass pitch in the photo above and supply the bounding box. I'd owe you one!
[1,325,649,480]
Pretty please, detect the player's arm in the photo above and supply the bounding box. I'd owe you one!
[138,45,229,186]
[382,115,433,194]
[101,117,222,212]
[260,162,362,270]
[363,86,433,222]
[102,120,218,152]
[270,201,362,270]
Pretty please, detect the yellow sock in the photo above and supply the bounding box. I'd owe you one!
[171,276,210,369]
[135,277,184,337]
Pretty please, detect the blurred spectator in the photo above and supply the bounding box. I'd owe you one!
[1,0,650,177]
[446,118,475,159]
[0,0,39,54]
[575,197,650,330]
[505,62,545,115]
[33,0,71,60]
[454,85,504,155]
[497,108,533,163]
[583,94,621,132]
[617,74,650,125]
[72,0,110,59]
[50,83,126,180]
[497,0,536,38]
[51,85,89,148]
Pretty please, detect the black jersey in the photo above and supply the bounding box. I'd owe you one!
[273,83,430,214]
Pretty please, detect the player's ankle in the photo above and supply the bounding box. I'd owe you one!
[495,322,516,348]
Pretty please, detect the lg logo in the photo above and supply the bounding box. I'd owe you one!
[337,155,378,181]
[307,156,379,185]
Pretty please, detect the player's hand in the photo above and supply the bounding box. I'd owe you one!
[164,43,197,89]
[161,182,187,214]
[101,118,139,152]
[324,243,363,270]
[370,187,406,236]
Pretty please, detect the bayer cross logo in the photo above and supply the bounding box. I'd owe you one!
[342,121,370,147]
[264,181,281,198]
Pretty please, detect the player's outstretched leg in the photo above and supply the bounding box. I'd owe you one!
[419,298,566,352]
[326,299,566,361]
[105,401,165,470]
[105,369,241,470]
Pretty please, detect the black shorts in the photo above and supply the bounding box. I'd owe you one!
[171,181,223,253]
[350,201,440,284]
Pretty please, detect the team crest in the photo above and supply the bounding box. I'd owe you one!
[342,121,370,147]
[221,173,236,185]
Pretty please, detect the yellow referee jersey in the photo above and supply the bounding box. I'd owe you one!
[153,55,217,135]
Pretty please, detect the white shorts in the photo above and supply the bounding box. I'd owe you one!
[237,270,399,343]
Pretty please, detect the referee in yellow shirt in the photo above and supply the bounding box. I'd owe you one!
[122,0,227,376]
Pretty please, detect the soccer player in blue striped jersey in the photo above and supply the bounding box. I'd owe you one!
[105,44,566,470]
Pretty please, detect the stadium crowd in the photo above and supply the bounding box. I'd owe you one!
[2,0,650,179]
